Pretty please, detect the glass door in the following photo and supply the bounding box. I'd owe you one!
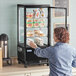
[49,7,67,46]
[25,8,49,48]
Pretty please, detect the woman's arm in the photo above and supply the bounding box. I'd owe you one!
[28,41,38,49]
[29,41,52,58]
[34,47,51,58]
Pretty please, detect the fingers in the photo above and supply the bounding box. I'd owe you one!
[28,40,37,48]
[29,41,34,45]
[29,41,35,46]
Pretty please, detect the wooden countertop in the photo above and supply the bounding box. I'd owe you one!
[0,64,49,76]
[0,64,76,76]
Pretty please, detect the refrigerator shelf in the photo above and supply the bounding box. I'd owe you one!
[26,36,48,38]
[26,17,48,19]
[26,26,48,28]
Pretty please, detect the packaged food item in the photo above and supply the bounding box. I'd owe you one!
[38,31,45,37]
[27,31,34,37]
[39,8,45,18]
[33,8,45,18]
[26,19,33,27]
[39,19,45,27]
[33,9,40,18]
[26,12,33,19]
[34,30,45,37]
[33,19,39,27]
[27,38,34,45]
[34,37,44,46]
[34,30,40,36]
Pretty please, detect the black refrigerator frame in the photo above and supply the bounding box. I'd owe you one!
[17,4,67,67]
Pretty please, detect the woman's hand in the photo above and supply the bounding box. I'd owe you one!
[29,41,37,49]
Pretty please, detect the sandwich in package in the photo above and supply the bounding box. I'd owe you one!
[34,37,44,46]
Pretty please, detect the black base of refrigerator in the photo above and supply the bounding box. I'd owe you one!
[18,58,49,68]
[17,44,49,68]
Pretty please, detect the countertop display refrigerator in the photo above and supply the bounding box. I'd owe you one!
[17,4,67,67]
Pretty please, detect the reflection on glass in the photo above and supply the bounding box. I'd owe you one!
[19,8,24,43]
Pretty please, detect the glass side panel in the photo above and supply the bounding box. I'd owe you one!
[19,7,24,43]
[50,8,66,46]
[26,8,48,46]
